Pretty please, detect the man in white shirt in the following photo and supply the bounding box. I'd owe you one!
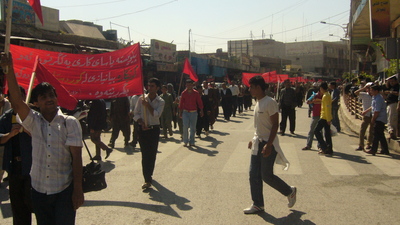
[243,76,297,214]
[229,80,240,117]
[134,78,165,189]
[2,53,84,224]
[354,82,374,151]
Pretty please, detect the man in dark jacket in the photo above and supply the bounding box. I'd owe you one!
[220,82,233,121]
[279,79,297,135]
[108,97,131,148]
[0,87,33,225]
[87,99,112,160]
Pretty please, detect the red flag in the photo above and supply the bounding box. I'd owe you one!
[33,58,78,110]
[226,73,231,85]
[183,58,198,82]
[27,0,43,25]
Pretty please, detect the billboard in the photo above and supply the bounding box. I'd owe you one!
[286,42,323,56]
[3,0,35,25]
[370,0,391,38]
[150,39,177,63]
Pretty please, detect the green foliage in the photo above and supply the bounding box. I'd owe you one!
[384,59,399,75]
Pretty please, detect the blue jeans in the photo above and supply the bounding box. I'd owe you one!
[31,183,76,225]
[182,111,198,144]
[306,116,320,147]
[249,142,292,207]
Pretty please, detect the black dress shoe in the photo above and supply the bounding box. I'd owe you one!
[377,151,390,155]
[105,148,113,159]
[355,146,364,151]
[364,149,376,156]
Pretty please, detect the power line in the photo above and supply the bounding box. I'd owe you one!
[192,10,349,41]
[91,0,178,21]
[53,0,127,8]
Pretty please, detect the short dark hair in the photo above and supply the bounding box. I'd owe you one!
[7,85,26,99]
[371,84,381,91]
[31,82,57,103]
[249,75,267,91]
[148,77,161,88]
[320,82,328,91]
[329,81,337,87]
[186,79,194,84]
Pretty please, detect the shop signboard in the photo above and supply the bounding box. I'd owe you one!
[3,0,35,25]
[156,62,177,72]
[370,0,391,38]
[150,39,177,63]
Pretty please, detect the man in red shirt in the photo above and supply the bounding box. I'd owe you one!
[179,79,204,147]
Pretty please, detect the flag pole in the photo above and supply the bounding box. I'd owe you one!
[26,56,39,103]
[177,72,184,97]
[4,0,14,74]
[142,84,148,128]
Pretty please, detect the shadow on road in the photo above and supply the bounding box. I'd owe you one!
[209,130,230,136]
[148,180,192,212]
[326,151,371,164]
[187,145,219,156]
[258,209,316,225]
[83,199,182,218]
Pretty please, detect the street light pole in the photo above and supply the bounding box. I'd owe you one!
[321,21,351,76]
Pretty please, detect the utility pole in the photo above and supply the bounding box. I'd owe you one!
[188,29,191,60]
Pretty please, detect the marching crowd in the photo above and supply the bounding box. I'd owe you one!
[0,49,398,224]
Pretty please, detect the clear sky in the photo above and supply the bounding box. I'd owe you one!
[40,0,350,53]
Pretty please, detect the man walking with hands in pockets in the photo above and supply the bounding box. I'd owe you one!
[244,76,297,214]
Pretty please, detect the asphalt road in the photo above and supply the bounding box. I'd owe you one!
[1,105,400,225]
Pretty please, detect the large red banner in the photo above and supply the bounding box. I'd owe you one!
[10,43,143,100]
[242,71,289,87]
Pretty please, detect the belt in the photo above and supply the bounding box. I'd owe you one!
[147,125,160,129]
[13,156,22,162]
[183,110,197,113]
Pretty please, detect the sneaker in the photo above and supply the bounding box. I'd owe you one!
[243,205,264,214]
[141,182,152,189]
[287,186,297,208]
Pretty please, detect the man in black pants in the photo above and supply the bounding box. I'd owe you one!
[133,78,165,189]
[0,87,33,225]
[279,79,297,135]
[364,85,389,155]
[108,97,131,148]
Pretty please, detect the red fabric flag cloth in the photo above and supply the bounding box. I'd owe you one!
[10,43,144,100]
[28,0,43,25]
[33,58,78,110]
[226,73,231,84]
[242,73,262,87]
[183,58,198,82]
